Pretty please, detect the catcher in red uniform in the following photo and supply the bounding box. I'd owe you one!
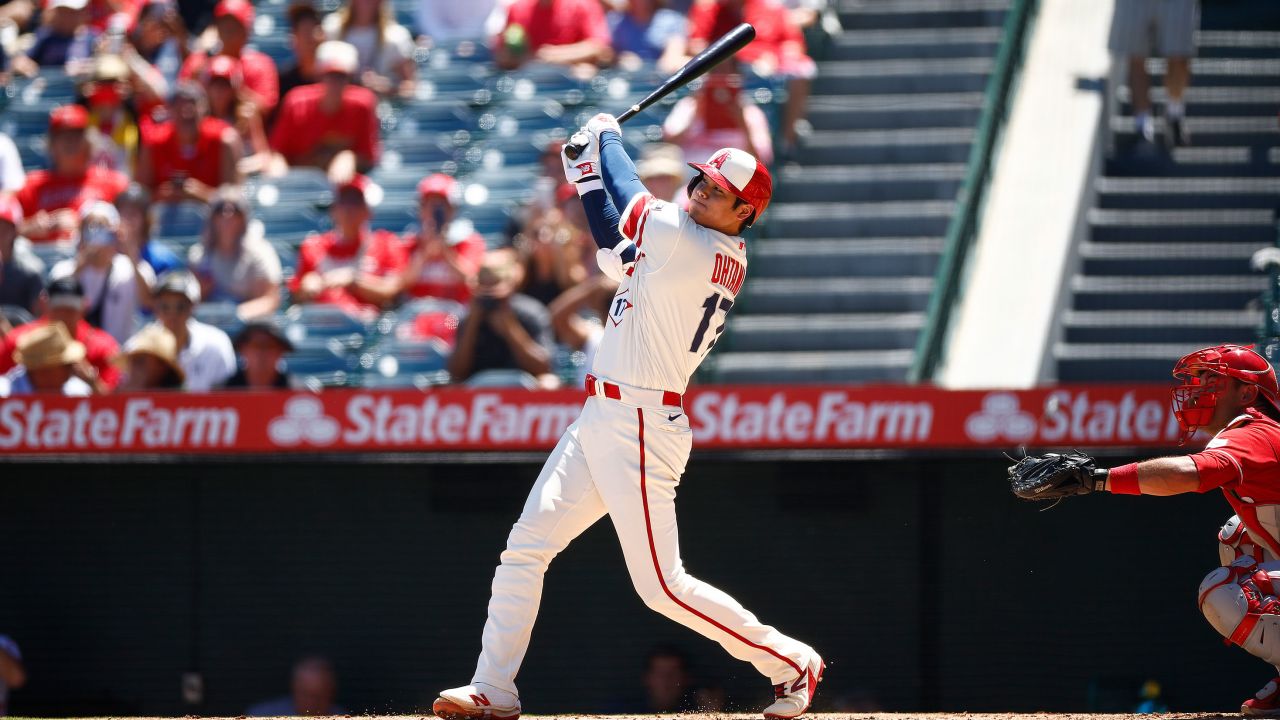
[1008,344,1280,715]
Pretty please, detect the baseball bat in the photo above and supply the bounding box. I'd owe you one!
[563,22,756,160]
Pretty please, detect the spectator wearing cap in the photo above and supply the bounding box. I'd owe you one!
[662,64,773,166]
[270,40,380,181]
[323,0,416,99]
[203,56,274,175]
[0,275,122,393]
[493,0,612,71]
[289,176,405,317]
[416,0,496,44]
[222,317,294,389]
[130,0,188,91]
[636,142,688,203]
[0,198,43,320]
[146,269,235,390]
[189,185,281,319]
[17,105,130,243]
[398,173,485,304]
[0,323,93,397]
[607,0,687,73]
[11,0,98,74]
[447,248,555,385]
[50,201,156,343]
[137,81,242,204]
[115,182,185,279]
[278,2,323,102]
[179,0,281,117]
[81,54,143,173]
[118,322,184,390]
[685,0,814,152]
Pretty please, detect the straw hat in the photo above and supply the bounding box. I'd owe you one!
[15,323,86,370]
[122,324,186,383]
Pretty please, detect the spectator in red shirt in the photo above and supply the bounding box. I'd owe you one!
[494,0,612,70]
[179,0,280,117]
[687,0,814,151]
[137,81,242,204]
[288,176,405,318]
[270,40,380,182]
[399,173,485,305]
[0,275,122,393]
[17,105,130,243]
[663,66,773,166]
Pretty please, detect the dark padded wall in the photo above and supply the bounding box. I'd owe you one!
[0,457,1257,715]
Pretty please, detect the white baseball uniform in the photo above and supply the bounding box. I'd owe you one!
[469,192,817,696]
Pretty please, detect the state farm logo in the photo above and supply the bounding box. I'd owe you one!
[965,392,1036,443]
[268,396,340,446]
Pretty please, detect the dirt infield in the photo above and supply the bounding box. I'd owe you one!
[21,714,1242,720]
[17,707,1239,712]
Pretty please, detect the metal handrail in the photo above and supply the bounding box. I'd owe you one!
[908,0,1040,382]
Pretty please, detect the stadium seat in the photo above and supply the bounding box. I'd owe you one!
[153,201,210,240]
[1,304,34,328]
[283,304,369,349]
[193,302,243,336]
[465,368,539,389]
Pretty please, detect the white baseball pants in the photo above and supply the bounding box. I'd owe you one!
[470,395,816,697]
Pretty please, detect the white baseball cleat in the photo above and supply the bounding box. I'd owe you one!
[1243,677,1280,717]
[762,655,825,720]
[433,682,521,720]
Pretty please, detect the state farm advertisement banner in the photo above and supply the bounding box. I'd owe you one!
[0,384,1184,455]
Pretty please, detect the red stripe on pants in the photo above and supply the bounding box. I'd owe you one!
[636,408,802,677]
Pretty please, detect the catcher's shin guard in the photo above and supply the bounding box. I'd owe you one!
[1199,558,1280,665]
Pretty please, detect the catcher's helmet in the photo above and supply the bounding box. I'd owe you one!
[1171,344,1280,442]
[686,147,772,228]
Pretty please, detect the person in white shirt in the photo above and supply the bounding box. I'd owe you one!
[0,322,93,397]
[0,133,25,192]
[0,635,26,717]
[149,270,236,391]
[50,201,155,344]
[416,0,498,43]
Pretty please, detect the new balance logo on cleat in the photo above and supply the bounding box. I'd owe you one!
[470,695,490,707]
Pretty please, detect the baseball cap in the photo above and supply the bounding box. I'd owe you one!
[417,174,458,205]
[315,40,358,76]
[555,182,577,205]
[214,0,254,28]
[234,318,294,352]
[0,195,23,226]
[153,269,202,304]
[47,275,86,310]
[115,182,151,210]
[334,175,382,207]
[45,0,89,10]
[687,147,773,227]
[80,199,121,226]
[49,104,89,132]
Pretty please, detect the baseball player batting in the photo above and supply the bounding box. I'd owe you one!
[1007,344,1280,715]
[432,115,823,720]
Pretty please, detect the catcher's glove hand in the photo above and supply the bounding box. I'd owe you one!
[1007,451,1108,502]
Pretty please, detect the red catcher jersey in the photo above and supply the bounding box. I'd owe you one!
[1193,408,1280,556]
[590,192,747,393]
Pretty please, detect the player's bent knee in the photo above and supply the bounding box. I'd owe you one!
[1200,565,1250,638]
[1199,559,1280,665]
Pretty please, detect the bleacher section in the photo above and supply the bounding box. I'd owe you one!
[713,0,1010,383]
[1054,1,1280,381]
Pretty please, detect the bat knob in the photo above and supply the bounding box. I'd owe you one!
[564,133,589,161]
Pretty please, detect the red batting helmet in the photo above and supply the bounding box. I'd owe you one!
[1171,344,1280,442]
[687,147,772,228]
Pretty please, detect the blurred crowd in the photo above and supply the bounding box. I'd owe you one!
[0,0,829,395]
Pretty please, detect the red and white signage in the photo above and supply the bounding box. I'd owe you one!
[0,384,1185,455]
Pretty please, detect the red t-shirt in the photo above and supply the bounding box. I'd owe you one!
[0,318,122,390]
[180,49,280,116]
[141,117,234,191]
[499,0,610,52]
[16,166,130,242]
[399,232,485,304]
[1193,409,1280,555]
[269,84,380,167]
[289,229,406,314]
[688,0,806,66]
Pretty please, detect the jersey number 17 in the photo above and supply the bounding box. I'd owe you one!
[690,292,734,354]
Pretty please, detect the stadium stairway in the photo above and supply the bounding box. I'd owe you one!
[1053,2,1280,381]
[712,0,1011,383]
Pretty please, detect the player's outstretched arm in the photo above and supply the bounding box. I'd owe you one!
[1104,456,1201,496]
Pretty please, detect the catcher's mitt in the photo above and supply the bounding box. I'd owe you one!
[1007,451,1108,502]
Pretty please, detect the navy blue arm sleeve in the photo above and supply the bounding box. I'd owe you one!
[599,130,648,211]
[581,187,636,262]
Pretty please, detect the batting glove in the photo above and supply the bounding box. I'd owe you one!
[561,129,603,195]
[587,113,622,140]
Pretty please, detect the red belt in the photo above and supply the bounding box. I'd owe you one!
[585,373,682,409]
